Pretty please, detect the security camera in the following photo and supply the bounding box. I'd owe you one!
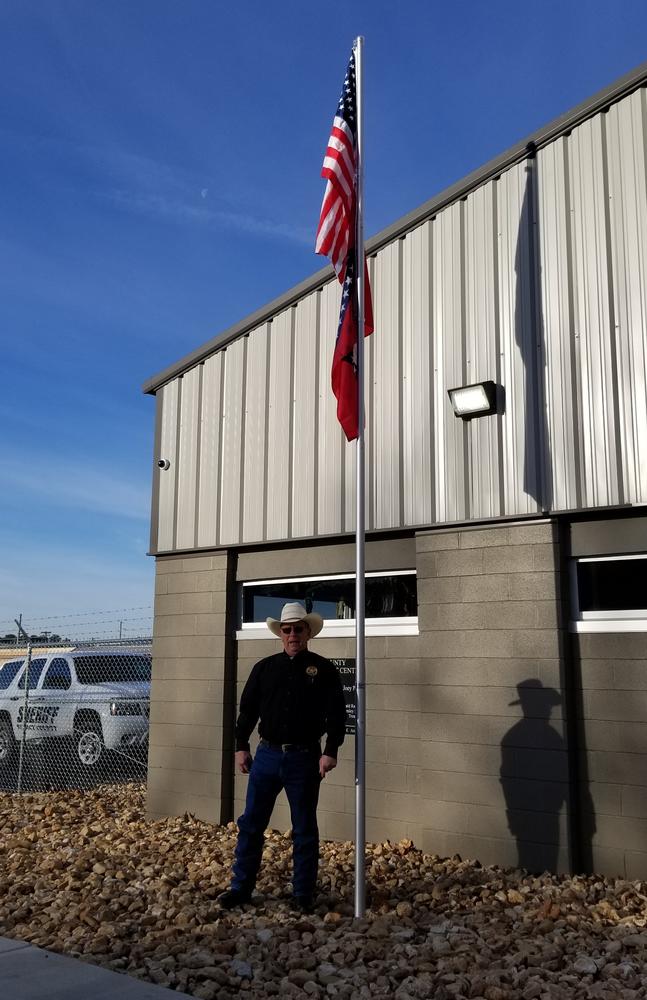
[158,459,170,470]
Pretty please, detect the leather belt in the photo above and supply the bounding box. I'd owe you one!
[259,738,320,753]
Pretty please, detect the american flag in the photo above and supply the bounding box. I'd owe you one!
[315,53,358,276]
[316,50,374,442]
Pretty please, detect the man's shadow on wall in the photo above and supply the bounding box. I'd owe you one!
[501,679,583,873]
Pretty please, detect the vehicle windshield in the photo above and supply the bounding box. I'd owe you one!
[0,660,24,690]
[73,655,151,685]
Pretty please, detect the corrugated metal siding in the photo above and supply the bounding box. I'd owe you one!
[317,281,344,536]
[175,365,200,550]
[156,379,179,552]
[433,201,465,523]
[402,222,433,526]
[606,90,647,505]
[464,182,501,520]
[292,293,318,538]
[372,240,402,530]
[197,353,222,547]
[219,336,245,545]
[497,160,541,518]
[537,137,580,512]
[152,85,647,553]
[242,323,268,544]
[570,115,621,508]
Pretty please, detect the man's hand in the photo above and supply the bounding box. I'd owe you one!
[319,754,337,778]
[236,750,253,774]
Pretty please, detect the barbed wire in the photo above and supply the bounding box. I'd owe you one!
[1,605,153,625]
[0,610,154,640]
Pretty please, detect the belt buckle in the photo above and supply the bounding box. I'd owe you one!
[281,743,292,752]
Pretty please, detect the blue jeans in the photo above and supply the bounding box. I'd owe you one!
[232,743,322,897]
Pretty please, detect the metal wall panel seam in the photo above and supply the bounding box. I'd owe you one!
[527,156,551,514]
[175,366,201,551]
[432,213,446,522]
[171,375,183,552]
[618,91,647,501]
[562,135,584,510]
[214,353,226,547]
[606,92,647,504]
[149,390,163,555]
[427,219,436,527]
[197,354,224,549]
[506,160,540,516]
[460,198,471,521]
[241,324,269,544]
[367,255,376,533]
[262,324,271,542]
[540,139,575,511]
[192,364,204,550]
[465,183,499,519]
[292,294,318,538]
[339,321,347,536]
[517,160,540,516]
[493,177,506,518]
[219,340,246,545]
[287,306,296,540]
[401,222,432,527]
[313,290,321,536]
[572,119,615,506]
[599,111,626,506]
[156,379,178,552]
[238,337,249,544]
[397,236,405,528]
[266,312,292,541]
[385,240,401,528]
[316,281,342,537]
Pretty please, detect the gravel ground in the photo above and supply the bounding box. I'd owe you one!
[1,782,647,999]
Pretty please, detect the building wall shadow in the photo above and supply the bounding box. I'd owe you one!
[515,153,553,511]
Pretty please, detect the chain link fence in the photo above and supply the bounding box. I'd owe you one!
[0,639,151,793]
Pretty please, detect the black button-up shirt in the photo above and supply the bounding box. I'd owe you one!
[234,649,346,758]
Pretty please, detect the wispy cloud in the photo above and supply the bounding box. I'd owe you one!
[106,187,312,245]
[84,145,312,246]
[0,536,154,627]
[0,450,150,521]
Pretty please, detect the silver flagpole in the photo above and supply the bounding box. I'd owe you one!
[354,33,366,920]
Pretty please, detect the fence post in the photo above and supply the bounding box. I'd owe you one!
[16,642,33,795]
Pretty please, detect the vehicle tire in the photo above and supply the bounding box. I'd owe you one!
[0,715,17,772]
[72,713,105,772]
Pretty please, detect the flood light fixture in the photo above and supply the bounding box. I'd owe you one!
[448,381,498,419]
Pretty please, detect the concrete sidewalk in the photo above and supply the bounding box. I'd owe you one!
[0,937,193,1000]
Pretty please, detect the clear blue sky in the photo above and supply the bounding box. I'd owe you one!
[1,0,646,639]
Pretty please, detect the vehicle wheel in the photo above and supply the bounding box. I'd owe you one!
[73,715,105,771]
[0,716,17,771]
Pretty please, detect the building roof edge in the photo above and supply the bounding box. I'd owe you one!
[143,57,647,395]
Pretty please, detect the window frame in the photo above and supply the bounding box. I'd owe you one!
[237,569,419,639]
[570,553,647,632]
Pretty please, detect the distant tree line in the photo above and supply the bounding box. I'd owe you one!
[0,633,68,646]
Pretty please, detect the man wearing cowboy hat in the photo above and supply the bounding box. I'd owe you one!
[219,602,346,913]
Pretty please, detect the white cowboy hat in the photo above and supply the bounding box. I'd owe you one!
[266,602,324,639]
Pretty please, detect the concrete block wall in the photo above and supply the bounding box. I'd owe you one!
[146,515,647,881]
[417,520,572,872]
[147,552,233,824]
[574,632,647,879]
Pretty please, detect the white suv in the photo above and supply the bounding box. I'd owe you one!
[0,648,151,772]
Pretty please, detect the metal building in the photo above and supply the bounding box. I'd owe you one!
[144,62,647,878]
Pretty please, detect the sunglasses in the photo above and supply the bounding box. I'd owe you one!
[281,624,306,634]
